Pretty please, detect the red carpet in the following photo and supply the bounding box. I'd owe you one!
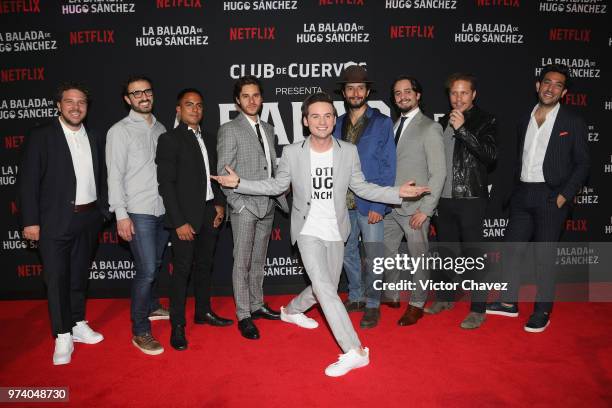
[0,296,610,407]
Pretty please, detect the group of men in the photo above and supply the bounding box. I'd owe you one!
[18,63,589,377]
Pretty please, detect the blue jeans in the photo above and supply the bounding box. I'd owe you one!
[129,213,169,336]
[343,209,385,308]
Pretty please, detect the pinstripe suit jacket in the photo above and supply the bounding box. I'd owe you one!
[216,112,288,218]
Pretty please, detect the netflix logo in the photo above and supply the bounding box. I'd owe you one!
[476,0,519,7]
[17,264,42,278]
[4,135,25,149]
[1,67,44,83]
[157,0,202,7]
[229,26,276,41]
[390,25,435,39]
[98,230,119,244]
[319,0,364,5]
[10,200,18,215]
[549,28,591,42]
[270,227,281,241]
[565,219,587,232]
[563,93,587,106]
[0,0,40,13]
[69,30,114,45]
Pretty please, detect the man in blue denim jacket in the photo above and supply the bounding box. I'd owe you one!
[333,65,396,329]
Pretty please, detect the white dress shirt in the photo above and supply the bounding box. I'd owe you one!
[191,127,214,201]
[245,115,272,177]
[393,107,420,143]
[521,103,560,182]
[59,117,97,205]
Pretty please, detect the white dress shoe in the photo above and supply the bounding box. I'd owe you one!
[53,333,74,365]
[324,347,370,377]
[72,321,104,344]
[280,306,318,329]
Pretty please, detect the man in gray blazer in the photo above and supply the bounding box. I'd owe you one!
[383,76,446,327]
[213,93,429,377]
[217,76,289,340]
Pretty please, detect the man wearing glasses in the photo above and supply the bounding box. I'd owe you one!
[106,75,169,355]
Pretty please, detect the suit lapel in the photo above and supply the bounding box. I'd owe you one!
[544,106,564,165]
[182,125,206,175]
[53,118,77,184]
[301,138,312,200]
[87,129,99,185]
[398,111,421,149]
[238,113,266,157]
[332,137,341,195]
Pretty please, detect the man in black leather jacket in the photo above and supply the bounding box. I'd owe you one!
[425,73,497,329]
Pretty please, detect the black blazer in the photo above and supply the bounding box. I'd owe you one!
[511,105,590,203]
[18,118,110,238]
[156,122,225,230]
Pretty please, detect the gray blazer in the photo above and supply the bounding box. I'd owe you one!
[217,112,288,217]
[393,111,446,217]
[236,137,402,245]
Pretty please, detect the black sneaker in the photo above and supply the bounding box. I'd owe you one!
[524,313,550,333]
[486,302,519,317]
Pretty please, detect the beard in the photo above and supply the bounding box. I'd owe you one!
[60,111,84,127]
[347,98,367,110]
[131,100,153,114]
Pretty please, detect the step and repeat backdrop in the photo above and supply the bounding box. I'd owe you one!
[1,0,610,299]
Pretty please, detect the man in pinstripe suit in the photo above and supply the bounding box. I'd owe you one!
[217,76,289,340]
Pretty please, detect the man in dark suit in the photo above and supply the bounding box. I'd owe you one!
[486,64,590,332]
[156,89,232,350]
[19,82,110,365]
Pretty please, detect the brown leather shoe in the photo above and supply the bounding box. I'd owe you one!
[398,305,424,326]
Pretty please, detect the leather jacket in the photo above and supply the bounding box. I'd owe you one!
[439,105,497,198]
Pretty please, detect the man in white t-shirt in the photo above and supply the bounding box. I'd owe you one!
[213,93,430,377]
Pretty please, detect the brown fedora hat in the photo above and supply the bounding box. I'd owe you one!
[337,65,373,84]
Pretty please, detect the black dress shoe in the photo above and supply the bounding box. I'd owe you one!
[238,318,260,340]
[170,325,188,351]
[251,304,280,320]
[194,311,234,327]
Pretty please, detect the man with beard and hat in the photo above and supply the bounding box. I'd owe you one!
[333,65,396,329]
[106,75,169,355]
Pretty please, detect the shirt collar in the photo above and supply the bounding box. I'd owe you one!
[530,102,560,119]
[128,108,157,126]
[58,116,85,136]
[244,113,260,128]
[401,107,420,121]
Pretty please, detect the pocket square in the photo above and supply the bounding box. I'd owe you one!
[559,131,569,137]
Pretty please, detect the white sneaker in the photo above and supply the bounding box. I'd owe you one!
[72,321,104,344]
[280,306,318,329]
[324,347,370,377]
[53,333,74,365]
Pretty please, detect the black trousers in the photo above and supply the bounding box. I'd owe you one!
[434,197,488,312]
[39,208,103,336]
[501,182,569,314]
[169,202,220,326]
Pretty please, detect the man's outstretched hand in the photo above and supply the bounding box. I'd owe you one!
[211,166,240,188]
[399,180,430,198]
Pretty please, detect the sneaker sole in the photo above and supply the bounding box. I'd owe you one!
[524,320,550,333]
[486,310,519,317]
[281,314,318,329]
[72,335,104,344]
[325,359,370,377]
[132,339,164,355]
[148,316,170,321]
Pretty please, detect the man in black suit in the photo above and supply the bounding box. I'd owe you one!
[19,82,110,365]
[486,64,590,332]
[156,88,232,351]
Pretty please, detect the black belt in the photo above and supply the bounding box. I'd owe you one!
[74,201,97,213]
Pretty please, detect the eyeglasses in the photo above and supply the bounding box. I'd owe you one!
[128,88,153,98]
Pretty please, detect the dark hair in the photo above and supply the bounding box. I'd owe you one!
[55,81,90,103]
[123,75,153,96]
[176,88,203,105]
[301,92,337,119]
[538,64,571,89]
[445,73,477,93]
[233,75,263,101]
